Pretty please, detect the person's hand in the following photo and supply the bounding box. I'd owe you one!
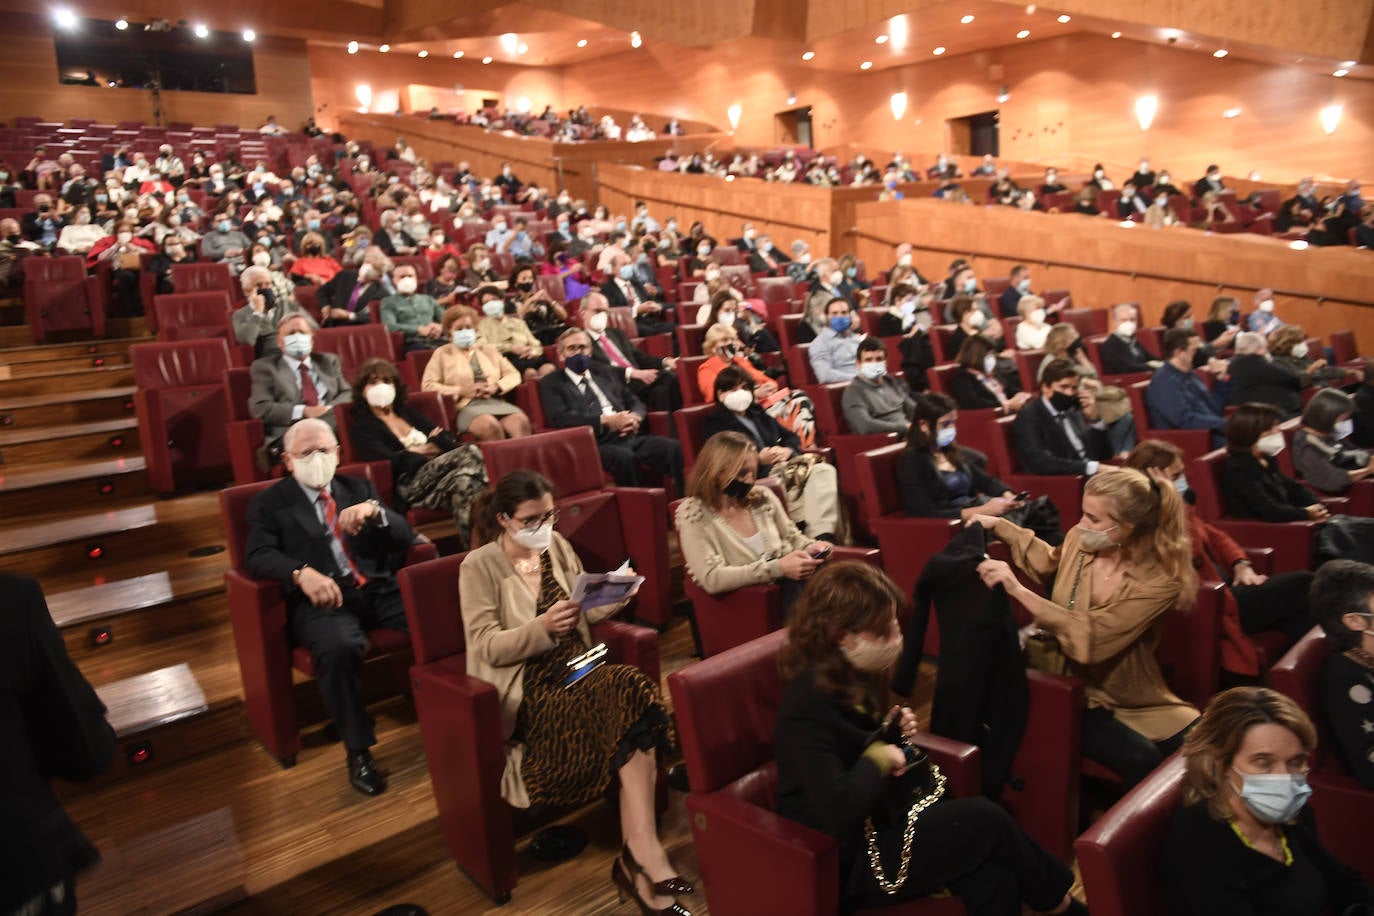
[639,301,662,314]
[881,744,909,778]
[1216,326,1239,346]
[778,550,821,580]
[661,356,678,371]
[965,514,1001,530]
[540,599,582,636]
[604,412,637,434]
[225,247,243,258]
[760,445,792,466]
[977,558,1021,593]
[1310,357,1329,370]
[298,566,343,608]
[1306,503,1332,521]
[630,368,659,385]
[1078,390,1099,422]
[1006,391,1032,412]
[337,500,381,535]
[1234,563,1268,587]
[302,404,332,418]
[965,496,1014,521]
[1205,357,1230,376]
[891,705,919,743]
[756,381,779,398]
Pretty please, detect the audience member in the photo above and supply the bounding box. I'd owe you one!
[1247,288,1284,335]
[1291,389,1374,496]
[1146,328,1229,448]
[0,217,32,289]
[1227,331,1304,417]
[1012,358,1115,475]
[379,264,445,352]
[1099,303,1161,375]
[1161,299,1237,364]
[748,233,791,276]
[949,336,1031,414]
[1041,324,1098,382]
[21,193,65,249]
[601,251,672,336]
[201,212,253,274]
[809,297,862,383]
[1221,403,1332,524]
[1312,560,1374,789]
[1014,295,1051,350]
[800,259,847,342]
[898,392,1019,521]
[476,286,554,379]
[704,290,778,355]
[1352,358,1374,448]
[1202,295,1243,343]
[55,204,104,253]
[999,265,1032,317]
[842,338,915,434]
[420,306,531,440]
[232,265,304,359]
[1268,324,1355,388]
[248,314,350,455]
[85,219,155,315]
[580,292,680,412]
[289,231,342,285]
[700,324,816,447]
[509,263,568,345]
[1192,163,1226,200]
[1115,183,1149,219]
[424,254,463,309]
[318,252,391,327]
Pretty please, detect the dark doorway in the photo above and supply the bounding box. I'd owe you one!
[775,107,814,148]
[947,110,1000,157]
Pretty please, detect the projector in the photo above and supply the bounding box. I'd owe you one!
[145,19,172,32]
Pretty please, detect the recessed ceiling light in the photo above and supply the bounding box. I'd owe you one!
[960,14,975,23]
[1025,4,1036,12]
[1213,49,1228,58]
[1111,31,1122,38]
[452,51,463,58]
[875,35,888,44]
[933,46,946,55]
[860,60,873,70]
[801,50,815,60]
[1333,68,1349,77]
[1223,107,1242,118]
[241,28,255,42]
[1016,29,1030,39]
[482,55,493,64]
[417,50,428,58]
[114,17,128,30]
[378,44,390,53]
[1057,14,1071,23]
[517,42,528,54]
[52,7,78,29]
[630,30,642,48]
[1342,60,1357,67]
[347,41,358,54]
[576,38,587,47]
[193,23,209,38]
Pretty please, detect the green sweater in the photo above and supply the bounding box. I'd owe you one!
[380,293,444,342]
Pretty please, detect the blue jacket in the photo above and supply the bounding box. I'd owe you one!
[1145,362,1226,448]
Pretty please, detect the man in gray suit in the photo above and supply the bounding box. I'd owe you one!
[232,265,303,360]
[248,313,352,459]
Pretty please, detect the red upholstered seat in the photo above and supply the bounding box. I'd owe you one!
[1188,448,1322,573]
[170,261,235,300]
[787,342,818,386]
[23,254,104,343]
[988,415,1086,524]
[667,631,977,915]
[756,275,799,314]
[1074,754,1187,916]
[223,366,273,484]
[313,323,413,386]
[155,290,234,343]
[804,381,900,540]
[399,552,660,903]
[477,427,673,626]
[720,263,758,298]
[219,468,437,766]
[710,245,741,267]
[131,339,233,493]
[676,355,709,407]
[391,254,434,282]
[1126,380,1212,457]
[1059,307,1108,338]
[1269,629,1374,881]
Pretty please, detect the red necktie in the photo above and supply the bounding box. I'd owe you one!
[320,489,367,585]
[299,361,319,406]
[622,280,640,306]
[599,334,632,368]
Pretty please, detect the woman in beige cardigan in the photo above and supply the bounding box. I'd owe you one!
[459,470,690,915]
[421,305,531,440]
[675,431,830,614]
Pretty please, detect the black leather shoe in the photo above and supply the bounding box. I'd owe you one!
[666,763,690,793]
[347,749,387,796]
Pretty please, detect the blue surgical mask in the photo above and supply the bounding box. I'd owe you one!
[859,361,886,380]
[845,266,857,278]
[828,315,851,333]
[963,278,977,293]
[307,219,321,230]
[217,220,232,233]
[282,333,312,360]
[1232,769,1312,824]
[565,353,591,374]
[615,220,627,232]
[935,426,957,448]
[618,264,636,280]
[1017,279,1031,293]
[452,328,476,349]
[1173,474,1190,495]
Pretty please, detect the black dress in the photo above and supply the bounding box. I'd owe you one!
[515,554,673,807]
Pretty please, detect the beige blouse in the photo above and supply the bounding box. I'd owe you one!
[675,487,813,595]
[421,341,521,409]
[993,517,1197,740]
[477,315,541,353]
[460,532,631,808]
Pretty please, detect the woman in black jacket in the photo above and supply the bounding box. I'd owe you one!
[774,561,1084,915]
[1221,403,1330,523]
[346,358,488,542]
[949,336,1031,415]
[898,393,1019,521]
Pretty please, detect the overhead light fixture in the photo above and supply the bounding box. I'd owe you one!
[1289,240,1309,250]
[417,50,428,58]
[1321,104,1343,134]
[1333,68,1349,77]
[1016,29,1030,39]
[996,86,1011,103]
[52,7,78,29]
[517,42,528,54]
[242,28,255,42]
[1111,31,1122,38]
[500,32,518,54]
[860,60,873,70]
[933,46,946,55]
[515,96,531,113]
[378,44,390,53]
[726,104,742,130]
[1025,4,1036,12]
[801,50,815,60]
[347,40,358,54]
[1213,49,1228,58]
[875,35,888,44]
[1223,107,1242,118]
[576,38,587,48]
[960,14,975,24]
[889,91,907,120]
[482,56,492,64]
[115,17,128,30]
[355,84,372,110]
[630,30,642,48]
[452,51,464,58]
[1057,14,1071,23]
[1135,94,1158,130]
[889,17,908,49]
[193,23,208,38]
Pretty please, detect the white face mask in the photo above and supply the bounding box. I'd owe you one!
[1257,432,1286,457]
[1290,342,1309,359]
[982,353,998,374]
[1259,299,1275,313]
[508,522,554,553]
[1334,418,1354,440]
[482,300,505,318]
[704,268,720,282]
[1077,524,1119,551]
[1029,308,1046,325]
[116,231,132,244]
[252,252,272,267]
[364,382,396,409]
[721,388,754,413]
[396,276,418,295]
[828,270,844,287]
[968,310,987,329]
[840,627,902,672]
[282,332,312,360]
[717,312,737,327]
[290,449,338,490]
[586,311,609,332]
[898,253,912,267]
[859,361,886,380]
[1116,320,1137,338]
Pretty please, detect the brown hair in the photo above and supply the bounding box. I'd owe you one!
[470,469,556,546]
[1182,687,1317,822]
[1044,323,1077,357]
[955,334,997,372]
[1225,403,1284,454]
[441,304,479,333]
[1124,439,1184,474]
[1207,295,1239,323]
[1266,325,1307,358]
[778,561,906,710]
[686,431,758,512]
[349,357,407,417]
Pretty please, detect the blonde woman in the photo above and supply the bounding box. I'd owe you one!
[972,467,1200,788]
[1040,323,1100,382]
[699,324,816,448]
[1014,294,1052,351]
[421,306,531,440]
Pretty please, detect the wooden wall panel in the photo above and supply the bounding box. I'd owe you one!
[852,198,1374,341]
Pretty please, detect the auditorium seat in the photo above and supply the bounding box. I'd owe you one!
[756,276,799,314]
[1074,754,1186,916]
[154,291,234,344]
[219,470,437,768]
[804,380,901,540]
[1331,329,1361,366]
[710,245,741,267]
[674,323,706,357]
[1082,335,1151,387]
[313,324,415,386]
[986,415,1085,524]
[720,264,758,298]
[1059,308,1108,337]
[391,254,434,283]
[1125,380,1212,456]
[1015,349,1047,393]
[667,630,977,916]
[23,254,104,343]
[131,339,233,493]
[477,427,673,627]
[223,366,274,484]
[671,402,717,473]
[1187,448,1324,573]
[1269,628,1374,882]
[675,355,709,407]
[398,551,661,904]
[170,262,236,301]
[786,342,818,387]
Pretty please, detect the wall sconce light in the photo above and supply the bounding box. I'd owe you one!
[355,84,372,111]
[996,85,1010,104]
[1320,104,1343,135]
[727,104,742,131]
[889,92,907,120]
[1135,94,1158,130]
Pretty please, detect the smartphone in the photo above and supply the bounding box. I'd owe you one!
[812,544,834,560]
[1015,491,1031,502]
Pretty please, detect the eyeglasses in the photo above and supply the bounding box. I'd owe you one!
[507,508,559,530]
[289,445,338,459]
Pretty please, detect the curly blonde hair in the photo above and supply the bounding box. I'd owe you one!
[1084,467,1197,609]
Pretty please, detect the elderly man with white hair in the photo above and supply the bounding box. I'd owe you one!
[232,265,305,360]
[579,291,680,411]
[243,416,416,795]
[1227,330,1306,417]
[248,311,351,460]
[1099,302,1162,375]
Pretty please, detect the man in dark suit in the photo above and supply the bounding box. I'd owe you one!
[1012,358,1114,476]
[1099,303,1161,375]
[747,233,792,276]
[317,262,387,326]
[245,418,415,796]
[21,193,66,250]
[540,328,683,492]
[1,574,115,916]
[1126,158,1155,192]
[999,264,1031,318]
[1193,164,1226,201]
[1226,331,1305,417]
[579,292,681,411]
[248,313,352,455]
[1114,183,1149,219]
[600,250,674,336]
[731,221,758,253]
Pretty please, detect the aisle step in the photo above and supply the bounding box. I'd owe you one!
[0,455,149,516]
[0,350,132,377]
[0,336,148,365]
[0,416,140,464]
[0,364,135,398]
[0,385,137,428]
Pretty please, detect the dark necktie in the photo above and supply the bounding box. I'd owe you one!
[1055,412,1086,458]
[577,377,602,413]
[299,362,319,407]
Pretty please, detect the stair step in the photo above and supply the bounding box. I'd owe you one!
[0,455,149,516]
[0,385,137,427]
[0,364,135,398]
[0,351,132,377]
[0,416,140,464]
[0,336,148,364]
[98,662,209,738]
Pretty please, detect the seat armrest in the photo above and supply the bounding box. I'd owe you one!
[1243,547,1275,576]
[830,545,881,565]
[224,569,298,762]
[405,536,439,564]
[1320,496,1350,512]
[608,485,672,626]
[911,732,981,801]
[591,618,662,685]
[1002,671,1084,860]
[227,419,267,484]
[1214,520,1316,574]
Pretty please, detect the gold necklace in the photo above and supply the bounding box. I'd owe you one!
[502,535,541,575]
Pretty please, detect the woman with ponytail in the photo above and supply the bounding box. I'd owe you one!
[971,467,1201,788]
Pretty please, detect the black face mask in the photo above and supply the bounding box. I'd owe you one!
[37,203,50,213]
[723,478,753,501]
[1048,390,1079,412]
[6,234,20,244]
[516,281,534,292]
[1067,339,1086,355]
[258,288,275,308]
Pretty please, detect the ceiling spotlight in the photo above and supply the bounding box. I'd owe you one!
[1016,29,1030,39]
[417,50,428,58]
[1223,107,1242,118]
[630,30,642,48]
[996,85,1010,103]
[960,14,975,23]
[576,38,587,47]
[1289,239,1309,251]
[801,50,815,60]
[482,56,493,64]
[1213,49,1228,58]
[875,35,888,44]
[242,29,255,42]
[500,32,518,54]
[860,60,873,70]
[1321,103,1343,134]
[452,51,464,58]
[347,41,358,54]
[1333,68,1349,77]
[193,23,208,38]
[1025,4,1036,12]
[378,44,390,53]
[1111,31,1122,38]
[1057,14,1071,23]
[115,17,128,30]
[517,42,528,54]
[933,46,946,55]
[52,7,78,29]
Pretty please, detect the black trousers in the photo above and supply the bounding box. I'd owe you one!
[599,433,683,493]
[629,371,681,412]
[109,268,143,316]
[1082,707,1194,790]
[1233,570,1316,642]
[288,578,408,752]
[845,797,1073,914]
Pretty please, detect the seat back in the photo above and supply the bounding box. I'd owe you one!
[806,381,851,440]
[786,343,817,386]
[926,363,957,395]
[224,366,254,421]
[132,339,233,486]
[1331,330,1359,365]
[711,245,741,266]
[675,323,706,357]
[397,552,469,664]
[755,276,795,312]
[1268,627,1331,755]
[1187,449,1230,521]
[1074,754,1187,916]
[674,403,717,470]
[989,414,1023,474]
[854,443,906,526]
[720,264,757,298]
[23,254,93,337]
[1061,307,1108,338]
[677,355,709,407]
[391,254,434,283]
[220,478,277,572]
[1015,349,1047,393]
[1127,379,1151,437]
[170,261,233,295]
[667,630,788,793]
[314,323,398,379]
[1154,582,1224,709]
[478,426,605,499]
[154,291,233,340]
